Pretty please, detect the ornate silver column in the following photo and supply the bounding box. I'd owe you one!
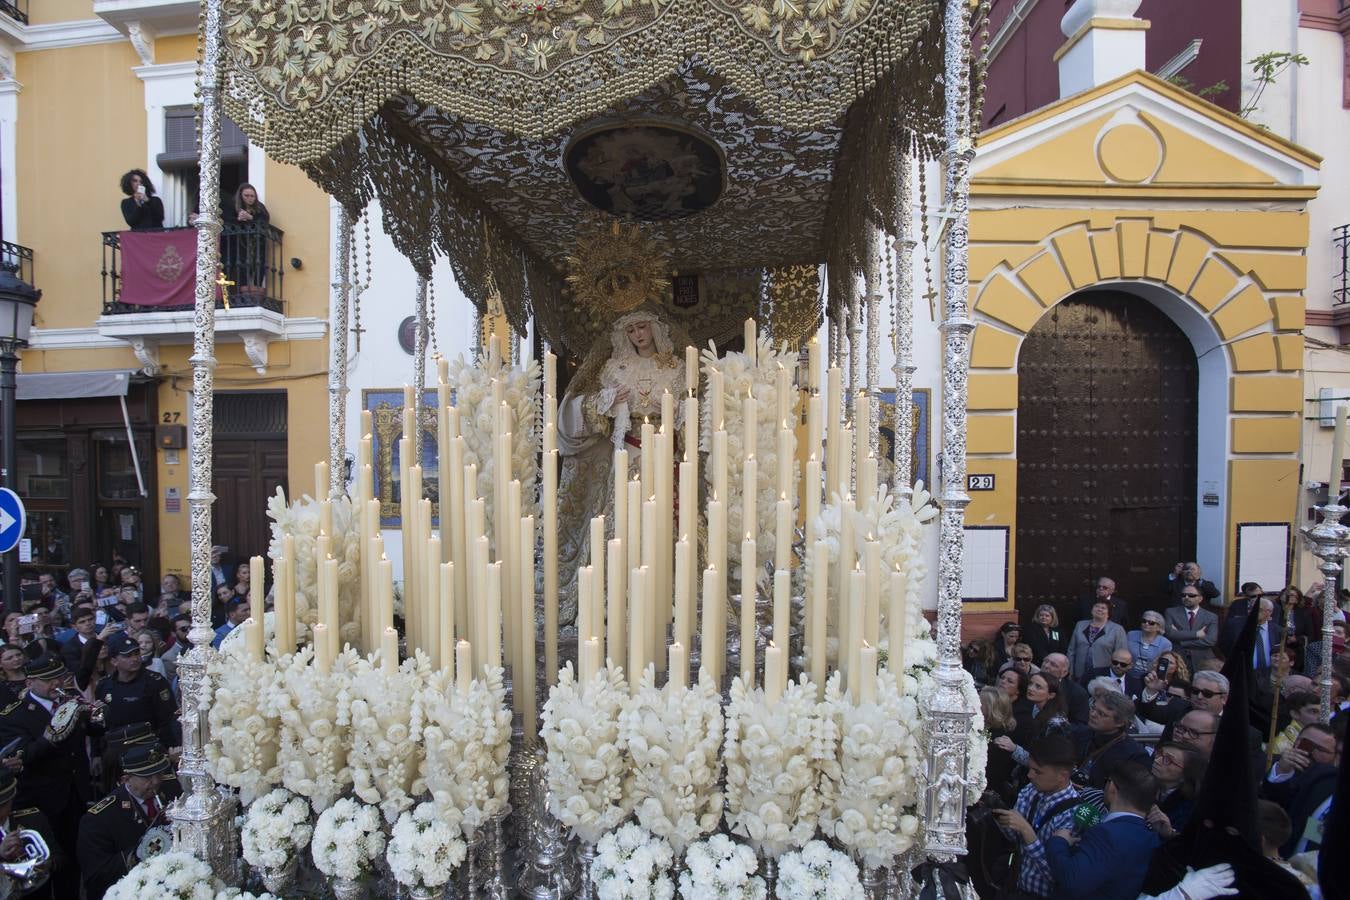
[923,0,977,861]
[412,273,428,467]
[169,0,237,878]
[1304,503,1350,720]
[328,206,352,497]
[892,151,917,499]
[864,228,881,462]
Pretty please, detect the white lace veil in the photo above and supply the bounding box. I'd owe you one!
[610,309,675,360]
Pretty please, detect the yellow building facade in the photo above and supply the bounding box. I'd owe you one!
[961,71,1319,631]
[3,1,331,582]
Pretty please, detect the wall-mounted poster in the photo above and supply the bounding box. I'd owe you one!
[874,388,931,491]
[363,389,446,528]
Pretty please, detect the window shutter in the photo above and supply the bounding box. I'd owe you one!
[157,106,249,170]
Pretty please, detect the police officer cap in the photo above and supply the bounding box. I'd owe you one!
[106,722,156,747]
[106,632,139,657]
[121,743,172,778]
[23,654,67,680]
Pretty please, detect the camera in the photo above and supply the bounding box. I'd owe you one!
[1156,658,1170,678]
[967,790,1008,825]
[16,615,36,635]
[96,594,119,608]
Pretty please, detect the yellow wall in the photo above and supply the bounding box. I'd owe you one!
[154,35,200,64]
[265,161,331,318]
[28,0,90,25]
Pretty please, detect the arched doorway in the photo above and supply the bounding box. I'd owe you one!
[1015,290,1198,627]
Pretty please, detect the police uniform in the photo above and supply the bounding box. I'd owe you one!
[94,633,180,749]
[77,745,174,900]
[0,768,61,899]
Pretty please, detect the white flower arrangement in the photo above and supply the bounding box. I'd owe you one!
[619,667,724,854]
[807,482,938,672]
[818,671,922,870]
[272,646,355,813]
[311,797,386,881]
[266,488,363,650]
[722,674,830,858]
[386,800,468,889]
[699,335,800,575]
[105,851,220,900]
[591,823,675,900]
[240,788,313,872]
[347,650,429,823]
[445,353,540,552]
[678,834,766,899]
[541,663,634,844]
[206,637,281,805]
[419,663,512,840]
[774,840,861,899]
[214,891,277,900]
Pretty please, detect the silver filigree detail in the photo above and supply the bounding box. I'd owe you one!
[329,206,352,496]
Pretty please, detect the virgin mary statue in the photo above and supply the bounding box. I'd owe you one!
[555,307,692,625]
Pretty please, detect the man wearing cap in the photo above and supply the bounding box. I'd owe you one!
[78,743,174,900]
[0,655,98,882]
[95,633,179,753]
[0,767,61,899]
[212,598,250,649]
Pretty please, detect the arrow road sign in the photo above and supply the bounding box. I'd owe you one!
[0,489,25,555]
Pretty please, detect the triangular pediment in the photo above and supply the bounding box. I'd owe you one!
[974,71,1320,192]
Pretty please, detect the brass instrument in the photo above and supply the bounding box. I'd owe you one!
[46,690,106,743]
[0,829,51,892]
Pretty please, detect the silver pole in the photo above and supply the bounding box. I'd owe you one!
[864,228,881,463]
[413,274,428,467]
[169,0,238,877]
[1305,504,1349,720]
[893,152,917,499]
[329,206,352,497]
[923,0,977,861]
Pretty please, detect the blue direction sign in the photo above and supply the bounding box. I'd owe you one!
[0,489,25,555]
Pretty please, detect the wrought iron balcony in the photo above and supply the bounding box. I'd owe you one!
[0,0,28,24]
[101,224,285,316]
[0,240,33,284]
[1336,223,1348,307]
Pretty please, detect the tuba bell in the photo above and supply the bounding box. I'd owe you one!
[0,829,50,891]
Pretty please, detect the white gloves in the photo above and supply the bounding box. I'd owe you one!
[1140,864,1238,900]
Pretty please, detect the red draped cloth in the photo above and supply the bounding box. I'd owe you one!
[118,229,207,307]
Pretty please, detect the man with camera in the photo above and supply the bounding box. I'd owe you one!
[990,735,1085,899]
[1260,721,1340,858]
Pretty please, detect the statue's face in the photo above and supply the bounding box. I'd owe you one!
[625,320,654,353]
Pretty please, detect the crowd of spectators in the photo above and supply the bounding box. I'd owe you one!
[965,564,1348,900]
[0,547,262,897]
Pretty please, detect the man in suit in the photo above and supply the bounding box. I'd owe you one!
[1164,587,1218,671]
[1167,561,1220,608]
[1083,649,1144,699]
[1260,722,1340,858]
[1045,761,1162,900]
[1077,576,1129,627]
[1066,601,1128,682]
[77,743,176,900]
[1041,653,1090,725]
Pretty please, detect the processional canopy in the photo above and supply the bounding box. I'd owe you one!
[219,0,966,352]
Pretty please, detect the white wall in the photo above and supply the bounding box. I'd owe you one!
[1240,0,1298,136]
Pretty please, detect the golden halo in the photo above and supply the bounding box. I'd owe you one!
[565,219,670,317]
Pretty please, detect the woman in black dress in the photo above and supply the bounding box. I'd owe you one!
[119,169,165,230]
[1025,603,1066,664]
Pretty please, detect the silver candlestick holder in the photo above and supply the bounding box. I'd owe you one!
[518,745,575,899]
[478,803,512,900]
[1303,501,1350,721]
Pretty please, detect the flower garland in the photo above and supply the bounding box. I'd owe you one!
[445,353,540,552]
[774,840,861,899]
[541,663,633,844]
[205,634,282,805]
[240,788,313,872]
[679,834,766,899]
[311,797,386,881]
[386,800,468,890]
[818,671,922,871]
[699,335,800,574]
[722,674,831,859]
[266,488,363,649]
[272,646,355,813]
[105,852,220,900]
[347,651,429,824]
[590,823,676,900]
[419,664,513,840]
[619,667,724,854]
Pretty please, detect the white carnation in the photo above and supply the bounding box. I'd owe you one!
[240,787,312,871]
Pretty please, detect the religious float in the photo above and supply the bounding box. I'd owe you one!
[102,0,1025,897]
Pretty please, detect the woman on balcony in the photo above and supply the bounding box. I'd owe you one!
[224,183,270,301]
[119,169,165,230]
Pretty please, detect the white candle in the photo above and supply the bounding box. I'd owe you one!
[825,367,842,499]
[544,350,557,400]
[777,426,793,501]
[743,394,758,464]
[765,642,784,705]
[629,565,647,691]
[627,479,642,576]
[1333,405,1348,491]
[457,639,472,694]
[686,346,699,396]
[888,567,908,675]
[426,535,442,669]
[313,624,332,673]
[318,501,333,545]
[543,449,558,685]
[577,566,593,662]
[382,625,399,672]
[712,429,729,519]
[773,568,790,648]
[642,498,658,671]
[807,394,823,473]
[710,369,723,428]
[810,540,828,695]
[860,454,878,507]
[441,561,455,672]
[669,641,688,689]
[590,515,606,663]
[775,496,792,574]
[486,561,502,669]
[244,617,263,662]
[272,555,291,655]
[741,457,757,556]
[683,396,699,463]
[848,567,865,701]
[776,364,791,427]
[520,515,537,741]
[741,535,756,686]
[315,460,329,501]
[378,555,393,633]
[864,539,881,647]
[744,317,757,364]
[707,497,726,595]
[700,565,722,686]
[504,483,522,669]
[582,637,602,686]
[607,538,627,672]
[614,449,629,541]
[279,534,297,652]
[808,337,822,392]
[674,539,691,651]
[249,555,265,608]
[859,642,877,705]
[805,456,821,547]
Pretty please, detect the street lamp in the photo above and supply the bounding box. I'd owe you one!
[0,265,41,614]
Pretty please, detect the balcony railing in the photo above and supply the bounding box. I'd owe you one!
[0,240,33,285]
[101,225,285,315]
[0,0,28,24]
[1336,224,1348,307]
